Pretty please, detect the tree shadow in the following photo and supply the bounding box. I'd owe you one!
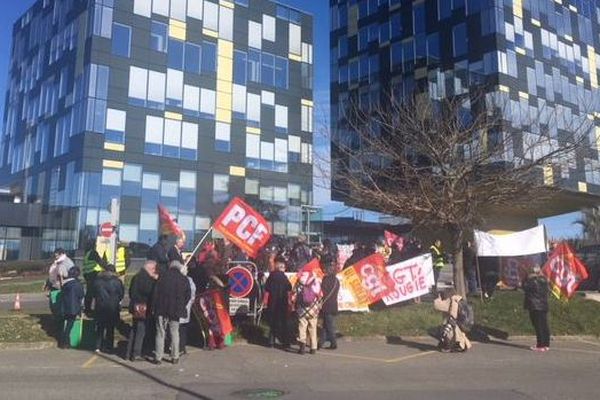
[472,324,509,341]
[94,352,214,400]
[385,336,439,351]
[31,313,58,343]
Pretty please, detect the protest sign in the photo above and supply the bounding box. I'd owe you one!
[195,289,233,339]
[474,226,546,257]
[341,254,395,305]
[336,244,354,270]
[337,275,370,312]
[543,242,589,300]
[382,254,434,305]
[214,197,271,258]
[499,254,542,288]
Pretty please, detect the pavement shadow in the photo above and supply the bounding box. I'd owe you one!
[385,336,439,351]
[94,352,214,400]
[474,325,509,341]
[31,313,58,343]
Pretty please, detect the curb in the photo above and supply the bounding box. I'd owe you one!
[0,341,56,351]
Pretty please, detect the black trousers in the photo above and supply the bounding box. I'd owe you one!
[83,272,98,313]
[179,323,188,353]
[529,310,550,348]
[268,310,289,346]
[61,315,77,347]
[319,313,337,347]
[96,320,115,351]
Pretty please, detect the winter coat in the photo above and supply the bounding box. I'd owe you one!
[320,274,340,315]
[264,270,292,318]
[290,243,312,271]
[128,268,156,315]
[92,272,125,323]
[167,246,185,264]
[60,278,85,316]
[147,242,170,273]
[180,277,197,324]
[153,267,192,320]
[523,275,549,312]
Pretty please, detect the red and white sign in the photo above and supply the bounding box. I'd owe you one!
[214,197,271,259]
[342,253,395,305]
[543,242,589,300]
[100,222,115,238]
[227,266,254,298]
[382,254,434,306]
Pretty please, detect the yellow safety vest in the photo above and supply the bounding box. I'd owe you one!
[430,245,445,269]
[104,246,127,275]
[83,251,103,274]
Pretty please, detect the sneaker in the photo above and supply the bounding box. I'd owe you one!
[298,344,306,355]
[309,349,316,355]
[530,346,547,352]
[172,358,179,365]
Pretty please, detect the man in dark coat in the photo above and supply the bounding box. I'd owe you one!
[167,237,185,264]
[523,266,551,351]
[153,261,191,365]
[126,260,158,361]
[290,235,312,272]
[59,267,85,349]
[319,258,340,350]
[147,235,170,276]
[263,256,292,348]
[92,264,125,353]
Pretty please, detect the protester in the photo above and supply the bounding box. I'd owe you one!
[523,265,551,352]
[319,257,340,350]
[44,251,63,320]
[290,235,312,271]
[92,264,125,353]
[179,264,197,356]
[433,288,472,353]
[153,261,192,365]
[59,267,85,349]
[147,235,170,275]
[114,242,130,280]
[82,240,106,316]
[127,260,159,361]
[295,265,323,355]
[168,237,185,264]
[54,248,75,288]
[463,241,478,294]
[263,256,292,348]
[430,239,446,292]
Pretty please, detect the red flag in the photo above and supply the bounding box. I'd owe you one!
[158,204,186,240]
[542,242,589,300]
[384,230,405,252]
[349,253,395,304]
[214,197,271,258]
[297,258,324,279]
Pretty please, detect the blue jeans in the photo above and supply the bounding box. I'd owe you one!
[320,313,337,347]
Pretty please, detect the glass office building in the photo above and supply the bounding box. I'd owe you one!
[0,0,314,258]
[330,0,600,203]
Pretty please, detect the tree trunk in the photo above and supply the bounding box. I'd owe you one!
[453,245,467,298]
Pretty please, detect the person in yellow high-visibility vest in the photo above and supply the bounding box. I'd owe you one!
[103,243,130,282]
[430,239,446,293]
[83,240,107,315]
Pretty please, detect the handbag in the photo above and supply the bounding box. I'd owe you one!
[132,303,148,320]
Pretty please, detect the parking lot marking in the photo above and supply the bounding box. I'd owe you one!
[318,350,437,364]
[81,354,98,369]
[385,350,437,364]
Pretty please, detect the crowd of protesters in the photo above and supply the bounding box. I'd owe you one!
[44,231,552,363]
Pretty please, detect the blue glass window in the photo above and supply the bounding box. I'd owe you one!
[202,41,217,73]
[403,40,415,72]
[150,21,167,53]
[439,0,452,20]
[391,13,402,39]
[349,60,359,84]
[427,32,440,62]
[275,57,288,89]
[185,43,201,74]
[413,3,425,34]
[261,53,275,86]
[112,23,131,57]
[248,49,261,82]
[234,50,247,84]
[380,23,390,43]
[452,23,467,57]
[168,38,184,70]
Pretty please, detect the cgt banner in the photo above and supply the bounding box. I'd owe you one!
[339,253,395,305]
[382,254,434,306]
[214,197,271,259]
[542,242,589,300]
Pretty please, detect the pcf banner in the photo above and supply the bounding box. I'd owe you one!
[214,197,271,258]
[382,254,434,306]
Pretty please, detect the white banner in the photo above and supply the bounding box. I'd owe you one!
[337,275,370,312]
[474,226,547,257]
[382,254,434,306]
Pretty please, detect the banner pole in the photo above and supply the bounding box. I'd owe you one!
[474,238,484,303]
[184,226,214,267]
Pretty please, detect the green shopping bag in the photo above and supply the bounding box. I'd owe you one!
[224,333,234,347]
[69,318,83,348]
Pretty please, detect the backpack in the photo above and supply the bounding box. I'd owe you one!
[299,277,319,306]
[456,299,474,332]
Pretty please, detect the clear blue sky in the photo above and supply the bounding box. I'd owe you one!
[0,0,583,238]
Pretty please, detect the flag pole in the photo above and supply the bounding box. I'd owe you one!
[473,234,484,303]
[184,226,214,267]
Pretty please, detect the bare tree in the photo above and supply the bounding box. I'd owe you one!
[574,207,600,244]
[325,91,594,297]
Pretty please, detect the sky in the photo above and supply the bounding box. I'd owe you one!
[0,0,584,237]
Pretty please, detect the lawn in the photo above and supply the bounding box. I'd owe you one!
[0,277,46,295]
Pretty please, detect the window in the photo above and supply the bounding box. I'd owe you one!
[188,0,203,20]
[185,43,201,74]
[102,168,121,186]
[140,212,158,230]
[183,85,200,115]
[166,68,183,107]
[92,4,113,38]
[245,179,259,195]
[261,53,275,86]
[275,105,288,132]
[263,15,275,41]
[180,170,196,190]
[134,0,151,17]
[204,1,219,31]
[301,104,313,132]
[112,23,131,57]
[170,0,186,21]
[123,164,142,196]
[151,21,168,53]
[213,174,229,203]
[413,2,425,34]
[247,93,261,125]
[163,119,182,158]
[128,66,148,105]
[288,135,300,162]
[200,88,216,117]
[233,84,246,116]
[219,5,233,40]
[289,24,301,55]
[248,49,261,82]
[274,138,287,172]
[427,32,440,62]
[234,51,247,84]
[202,41,217,73]
[152,0,169,16]
[215,122,230,152]
[168,39,184,70]
[261,141,274,171]
[181,122,198,160]
[275,57,288,89]
[249,21,262,49]
[453,23,467,57]
[105,108,126,143]
[145,115,163,155]
[246,134,260,168]
[147,70,166,109]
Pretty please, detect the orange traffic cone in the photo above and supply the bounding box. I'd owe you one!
[13,293,21,311]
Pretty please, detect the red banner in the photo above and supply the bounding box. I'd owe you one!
[195,289,233,338]
[542,242,589,300]
[158,204,185,240]
[214,197,271,258]
[384,231,404,252]
[343,253,395,304]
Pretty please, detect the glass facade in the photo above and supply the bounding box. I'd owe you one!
[331,0,600,202]
[0,0,314,256]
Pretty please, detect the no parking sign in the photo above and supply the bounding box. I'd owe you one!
[227,266,254,298]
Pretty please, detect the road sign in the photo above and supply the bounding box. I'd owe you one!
[229,297,250,316]
[100,222,114,238]
[227,266,254,298]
